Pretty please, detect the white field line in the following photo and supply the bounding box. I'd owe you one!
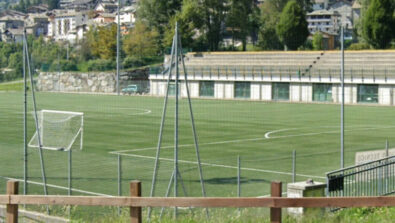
[109,107,152,115]
[113,125,395,153]
[112,153,326,180]
[0,176,112,197]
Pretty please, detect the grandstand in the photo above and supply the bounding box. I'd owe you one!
[149,50,395,105]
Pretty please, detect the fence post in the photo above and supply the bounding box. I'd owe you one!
[270,181,282,223]
[7,181,19,223]
[130,181,142,223]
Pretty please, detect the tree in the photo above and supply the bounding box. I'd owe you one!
[202,0,229,51]
[138,0,183,40]
[46,0,59,10]
[123,22,160,59]
[87,24,118,60]
[362,0,394,49]
[163,0,205,50]
[312,32,323,50]
[257,1,282,50]
[266,0,312,12]
[276,0,309,50]
[226,0,256,51]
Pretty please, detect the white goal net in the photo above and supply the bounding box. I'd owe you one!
[28,110,84,151]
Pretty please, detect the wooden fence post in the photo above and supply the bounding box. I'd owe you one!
[6,181,19,223]
[270,181,282,223]
[130,181,141,223]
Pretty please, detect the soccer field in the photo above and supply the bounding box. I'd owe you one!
[0,91,394,200]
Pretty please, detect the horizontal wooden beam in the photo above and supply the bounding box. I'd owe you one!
[0,195,394,208]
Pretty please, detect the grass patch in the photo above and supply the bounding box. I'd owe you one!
[0,81,24,91]
[0,92,393,220]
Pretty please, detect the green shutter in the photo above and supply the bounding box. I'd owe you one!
[358,85,378,103]
[313,84,332,102]
[272,83,290,101]
[234,82,251,99]
[199,81,215,97]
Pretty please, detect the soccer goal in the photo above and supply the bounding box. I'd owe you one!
[28,110,84,151]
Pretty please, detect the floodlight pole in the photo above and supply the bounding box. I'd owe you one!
[340,26,345,169]
[23,29,28,196]
[24,33,49,209]
[116,0,121,95]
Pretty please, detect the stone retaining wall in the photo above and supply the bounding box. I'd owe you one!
[37,68,149,93]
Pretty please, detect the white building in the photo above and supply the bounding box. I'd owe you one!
[307,10,340,35]
[48,10,89,43]
[149,51,395,106]
[115,6,136,25]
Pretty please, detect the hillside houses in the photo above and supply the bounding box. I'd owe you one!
[0,0,364,45]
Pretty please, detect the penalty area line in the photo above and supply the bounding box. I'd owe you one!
[113,125,395,153]
[114,153,326,180]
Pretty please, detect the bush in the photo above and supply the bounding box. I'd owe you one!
[86,59,115,71]
[122,56,146,69]
[348,42,371,50]
[122,56,163,69]
[50,59,78,72]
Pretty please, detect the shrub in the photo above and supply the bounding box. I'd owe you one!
[347,42,371,50]
[86,59,115,71]
[50,59,78,71]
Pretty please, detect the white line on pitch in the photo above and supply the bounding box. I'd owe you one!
[265,125,395,139]
[113,125,395,153]
[113,153,326,179]
[0,176,112,197]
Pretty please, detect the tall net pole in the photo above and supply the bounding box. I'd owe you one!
[148,22,207,220]
[147,36,176,221]
[116,0,121,95]
[23,29,28,196]
[24,33,49,213]
[340,26,345,169]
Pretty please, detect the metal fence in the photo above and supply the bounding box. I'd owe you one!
[327,155,395,197]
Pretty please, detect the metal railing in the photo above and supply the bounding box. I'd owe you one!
[327,155,395,197]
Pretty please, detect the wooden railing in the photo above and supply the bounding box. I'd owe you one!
[1,180,395,223]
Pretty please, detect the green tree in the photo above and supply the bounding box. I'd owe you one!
[312,32,323,50]
[123,22,160,59]
[266,0,312,12]
[163,0,205,50]
[257,1,282,50]
[87,25,118,60]
[46,0,59,10]
[138,0,182,42]
[202,0,229,51]
[276,0,309,50]
[226,0,256,51]
[362,0,394,49]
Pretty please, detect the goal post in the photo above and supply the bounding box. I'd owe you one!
[28,110,84,151]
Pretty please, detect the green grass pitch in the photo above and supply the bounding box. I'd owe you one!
[0,91,394,201]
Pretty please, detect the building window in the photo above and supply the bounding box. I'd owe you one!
[168,81,180,96]
[58,20,61,35]
[272,83,289,101]
[199,81,214,97]
[234,82,250,99]
[358,84,378,103]
[313,83,332,102]
[64,19,70,34]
